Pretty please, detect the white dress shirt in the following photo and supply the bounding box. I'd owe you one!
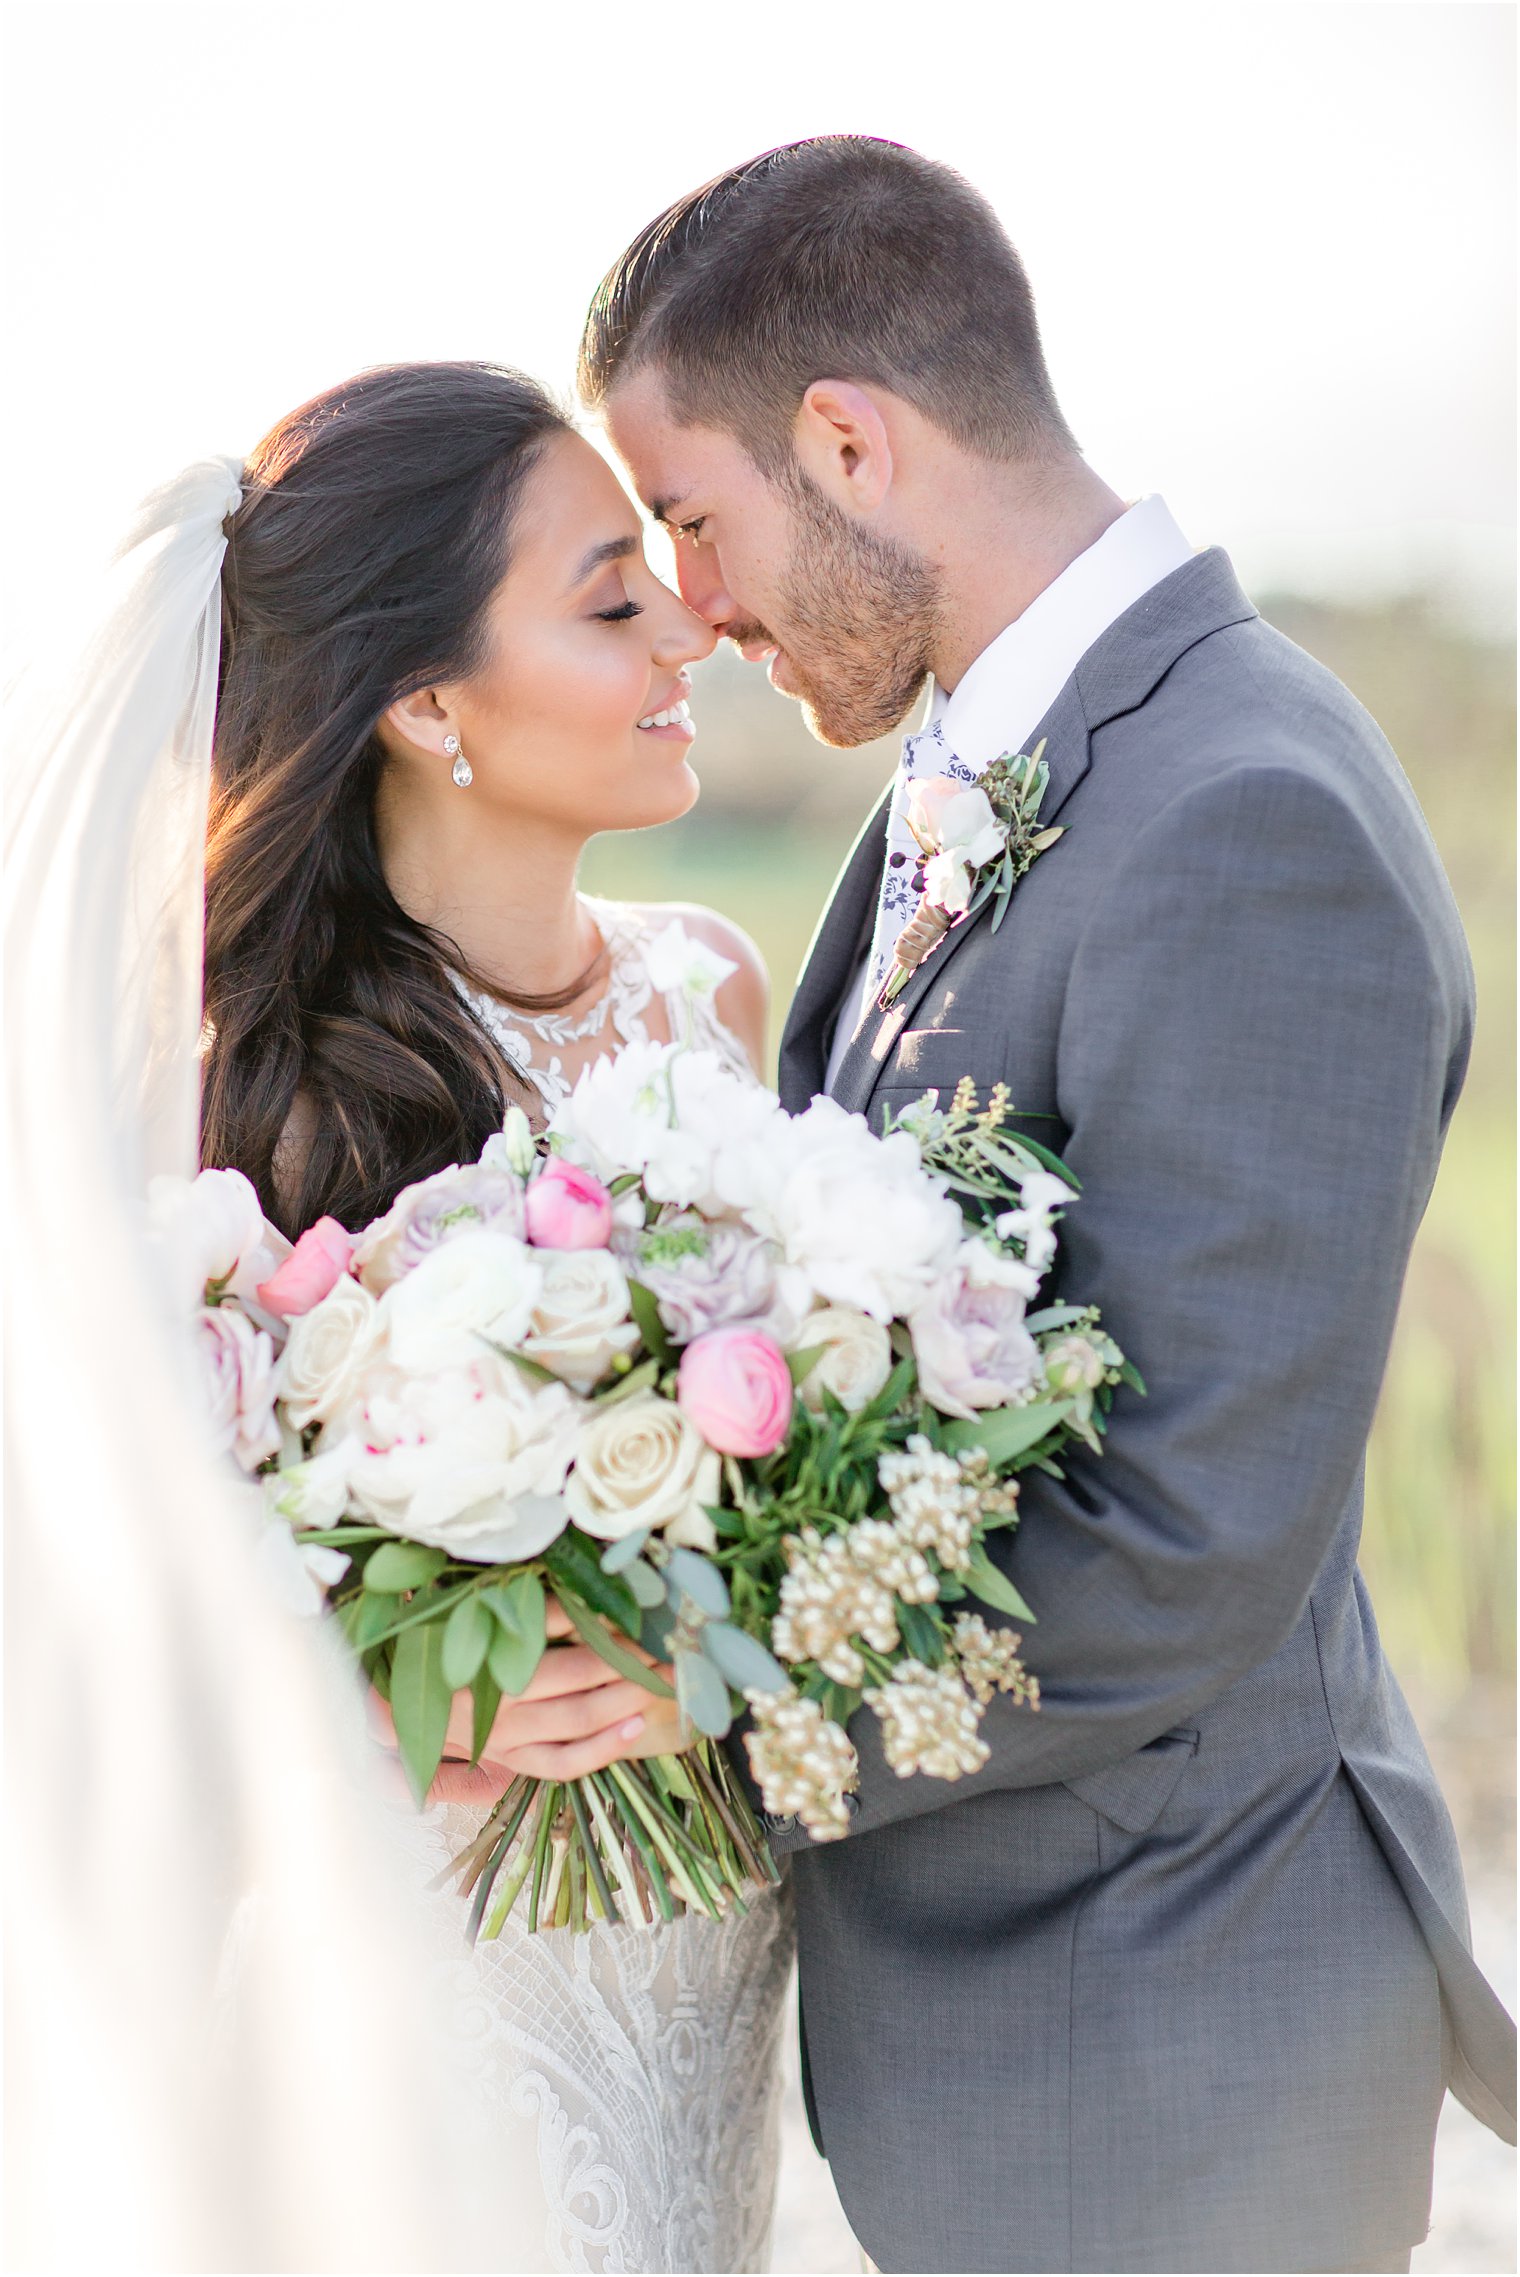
[824,495,1193,1090]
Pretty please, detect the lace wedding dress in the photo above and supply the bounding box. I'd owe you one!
[419,899,795,2275]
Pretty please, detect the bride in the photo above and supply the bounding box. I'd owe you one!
[199,358,793,2273]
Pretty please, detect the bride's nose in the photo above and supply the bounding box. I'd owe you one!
[652,595,717,667]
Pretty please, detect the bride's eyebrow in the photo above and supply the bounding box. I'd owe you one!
[570,535,638,588]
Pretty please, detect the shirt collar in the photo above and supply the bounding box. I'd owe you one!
[927,495,1194,768]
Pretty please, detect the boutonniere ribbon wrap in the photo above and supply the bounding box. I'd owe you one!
[879,741,1067,1007]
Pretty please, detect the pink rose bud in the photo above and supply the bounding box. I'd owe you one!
[678,1325,794,1458]
[256,1216,353,1318]
[524,1156,614,1250]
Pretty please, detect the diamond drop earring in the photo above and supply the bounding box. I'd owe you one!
[443,733,472,789]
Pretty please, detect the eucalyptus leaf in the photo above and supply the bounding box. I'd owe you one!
[665,1546,731,1619]
[363,1540,447,1595]
[440,1592,492,1691]
[699,1620,789,1696]
[1025,1304,1089,1335]
[675,1648,736,1738]
[389,1620,454,1802]
[624,1556,667,1609]
[599,1528,651,1573]
[966,1545,1036,1625]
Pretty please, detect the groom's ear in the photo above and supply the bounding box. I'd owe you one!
[792,380,894,518]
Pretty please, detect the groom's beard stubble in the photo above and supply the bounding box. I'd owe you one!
[737,471,944,749]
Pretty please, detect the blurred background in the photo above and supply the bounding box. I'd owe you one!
[5,0,1513,2264]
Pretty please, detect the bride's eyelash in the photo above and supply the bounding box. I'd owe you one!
[596,600,644,623]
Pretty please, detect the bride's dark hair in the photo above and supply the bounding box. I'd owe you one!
[202,361,580,1238]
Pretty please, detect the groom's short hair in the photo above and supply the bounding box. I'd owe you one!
[579,136,1075,469]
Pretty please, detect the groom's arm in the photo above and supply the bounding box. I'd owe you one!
[777,757,1471,1848]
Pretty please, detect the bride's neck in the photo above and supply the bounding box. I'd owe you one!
[373,778,595,999]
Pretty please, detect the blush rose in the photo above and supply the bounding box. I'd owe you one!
[677,1325,794,1458]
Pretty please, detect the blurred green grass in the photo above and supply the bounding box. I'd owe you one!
[583,594,1516,1696]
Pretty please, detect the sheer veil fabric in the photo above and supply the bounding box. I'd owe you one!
[3,462,552,2271]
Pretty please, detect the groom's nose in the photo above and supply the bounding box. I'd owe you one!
[674,540,737,631]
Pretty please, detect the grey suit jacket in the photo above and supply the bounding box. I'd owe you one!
[768,550,1516,2274]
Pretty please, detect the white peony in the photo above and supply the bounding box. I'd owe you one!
[352,1161,528,1295]
[750,1097,964,1322]
[198,1303,282,1472]
[564,1391,722,1549]
[344,1356,579,1563]
[150,1167,288,1316]
[909,1240,1042,1421]
[550,1040,783,1215]
[520,1249,640,1393]
[794,1306,894,1414]
[276,1274,385,1432]
[378,1230,543,1375]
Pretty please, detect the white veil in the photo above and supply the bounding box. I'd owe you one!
[4,462,548,2270]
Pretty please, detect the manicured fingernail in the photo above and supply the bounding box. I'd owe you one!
[619,1717,645,1740]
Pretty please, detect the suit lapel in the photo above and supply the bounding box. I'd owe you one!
[776,782,893,1109]
[828,549,1260,1118]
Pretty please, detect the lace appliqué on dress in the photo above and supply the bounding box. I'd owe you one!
[453,900,753,1120]
[416,1800,793,2275]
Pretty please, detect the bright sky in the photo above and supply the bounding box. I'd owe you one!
[4,0,1513,647]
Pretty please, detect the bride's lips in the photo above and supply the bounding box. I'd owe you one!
[636,675,695,744]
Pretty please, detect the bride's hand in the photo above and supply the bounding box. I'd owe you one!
[368,1598,685,1802]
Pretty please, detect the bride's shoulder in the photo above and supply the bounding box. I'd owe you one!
[623,900,770,1070]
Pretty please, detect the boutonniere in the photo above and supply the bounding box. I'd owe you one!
[879,741,1066,1006]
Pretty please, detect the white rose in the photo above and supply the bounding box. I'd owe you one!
[565,1392,721,1545]
[923,848,975,915]
[521,1249,640,1394]
[936,786,1004,869]
[794,1306,894,1414]
[378,1230,543,1375]
[346,1357,579,1563]
[198,1303,281,1472]
[754,1097,964,1322]
[909,1240,1042,1421]
[276,1274,385,1432]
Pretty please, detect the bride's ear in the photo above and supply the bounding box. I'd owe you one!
[381,684,453,760]
[793,379,894,518]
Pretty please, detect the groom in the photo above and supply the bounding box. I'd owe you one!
[582,138,1517,2273]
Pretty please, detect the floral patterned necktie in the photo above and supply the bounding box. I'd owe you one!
[860,717,985,1014]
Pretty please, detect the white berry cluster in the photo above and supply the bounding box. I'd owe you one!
[743,1686,861,1842]
[951,1611,1041,1709]
[877,1433,993,1571]
[864,1660,990,1781]
[771,1519,937,1686]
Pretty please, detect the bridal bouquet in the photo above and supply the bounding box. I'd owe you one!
[167,983,1134,1936]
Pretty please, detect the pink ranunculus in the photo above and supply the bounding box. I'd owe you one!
[678,1324,794,1458]
[257,1216,353,1318]
[525,1157,614,1250]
